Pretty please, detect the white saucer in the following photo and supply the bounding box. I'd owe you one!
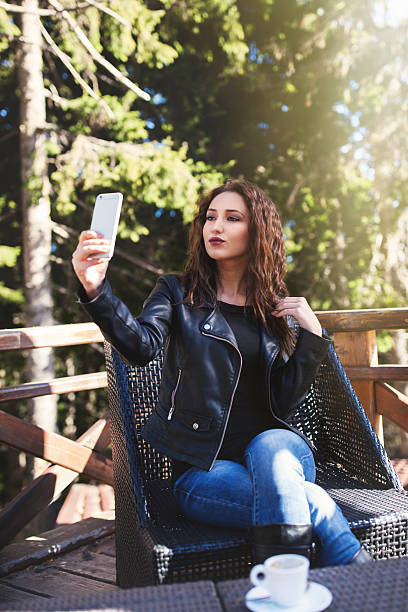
[245,582,332,612]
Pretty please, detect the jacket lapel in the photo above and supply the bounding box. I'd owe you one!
[199,306,239,350]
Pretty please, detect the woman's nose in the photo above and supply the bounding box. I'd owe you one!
[213,217,224,232]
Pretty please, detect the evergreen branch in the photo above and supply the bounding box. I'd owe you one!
[83,0,132,29]
[48,0,151,101]
[286,179,305,211]
[52,220,164,276]
[44,87,69,108]
[75,134,152,155]
[40,23,114,119]
[0,1,53,15]
[114,245,164,276]
[0,1,97,16]
[3,0,149,100]
[89,341,105,355]
[38,121,63,132]
[44,48,66,91]
[53,283,70,295]
[56,132,156,158]
[0,29,32,44]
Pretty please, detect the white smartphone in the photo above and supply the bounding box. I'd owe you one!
[90,192,123,259]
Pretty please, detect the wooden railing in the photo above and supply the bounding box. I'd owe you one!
[317,307,408,444]
[0,308,407,549]
[0,323,108,549]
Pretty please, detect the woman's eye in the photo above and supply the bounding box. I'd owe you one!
[205,215,215,221]
[228,216,240,222]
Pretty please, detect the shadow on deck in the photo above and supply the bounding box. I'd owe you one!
[0,483,116,607]
[0,516,117,608]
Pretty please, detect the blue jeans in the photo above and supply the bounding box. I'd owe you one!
[173,429,361,566]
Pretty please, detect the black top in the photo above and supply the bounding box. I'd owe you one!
[172,300,272,483]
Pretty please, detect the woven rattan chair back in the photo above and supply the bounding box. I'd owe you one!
[105,339,400,524]
[104,339,408,587]
[287,347,400,490]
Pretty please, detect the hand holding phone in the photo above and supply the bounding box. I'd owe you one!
[72,193,123,299]
[90,192,123,259]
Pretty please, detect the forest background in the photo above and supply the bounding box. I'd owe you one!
[0,0,407,525]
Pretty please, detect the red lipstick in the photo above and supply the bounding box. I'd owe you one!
[209,237,225,245]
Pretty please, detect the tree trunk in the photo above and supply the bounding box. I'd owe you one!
[18,0,57,498]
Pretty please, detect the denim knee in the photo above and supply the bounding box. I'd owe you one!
[172,461,253,529]
[244,429,316,484]
[246,429,307,453]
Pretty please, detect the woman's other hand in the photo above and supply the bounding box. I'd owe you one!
[273,297,322,337]
[72,230,111,300]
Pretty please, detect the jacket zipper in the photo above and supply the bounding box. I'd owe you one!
[202,331,243,470]
[167,368,182,420]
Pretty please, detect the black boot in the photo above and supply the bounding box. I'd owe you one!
[249,523,313,564]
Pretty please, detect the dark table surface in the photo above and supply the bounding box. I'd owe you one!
[5,556,408,611]
[2,580,223,611]
[217,555,408,611]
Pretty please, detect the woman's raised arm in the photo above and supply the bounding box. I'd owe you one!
[72,230,111,299]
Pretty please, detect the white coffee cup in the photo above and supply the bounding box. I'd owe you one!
[249,553,309,608]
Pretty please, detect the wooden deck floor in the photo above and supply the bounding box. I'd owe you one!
[1,458,408,609]
[0,518,117,609]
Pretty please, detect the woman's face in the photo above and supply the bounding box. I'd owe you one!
[203,191,250,263]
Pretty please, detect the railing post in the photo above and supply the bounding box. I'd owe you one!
[333,330,384,444]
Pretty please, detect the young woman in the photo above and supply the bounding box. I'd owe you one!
[72,179,370,566]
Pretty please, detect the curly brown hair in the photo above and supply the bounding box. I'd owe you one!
[182,178,293,353]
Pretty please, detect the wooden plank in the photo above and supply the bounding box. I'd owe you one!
[0,323,103,352]
[0,308,406,353]
[56,484,115,524]
[0,583,47,607]
[334,330,383,442]
[317,308,408,332]
[1,565,118,597]
[391,459,408,489]
[77,416,111,451]
[0,517,115,577]
[98,484,115,512]
[52,548,116,584]
[0,418,111,550]
[0,410,112,482]
[375,382,408,433]
[83,484,102,520]
[0,309,406,352]
[0,371,107,402]
[92,534,115,557]
[56,484,87,525]
[345,365,408,380]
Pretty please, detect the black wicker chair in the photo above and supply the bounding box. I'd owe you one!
[104,339,408,588]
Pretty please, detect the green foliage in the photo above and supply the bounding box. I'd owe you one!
[3,0,408,322]
[4,2,406,322]
[0,8,20,52]
[0,245,20,267]
[0,282,23,305]
[108,0,178,67]
[159,0,248,72]
[51,135,224,242]
[2,0,408,501]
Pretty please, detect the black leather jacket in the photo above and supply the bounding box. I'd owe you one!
[79,274,331,470]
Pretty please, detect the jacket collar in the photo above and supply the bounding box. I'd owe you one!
[199,306,281,368]
[199,306,239,350]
